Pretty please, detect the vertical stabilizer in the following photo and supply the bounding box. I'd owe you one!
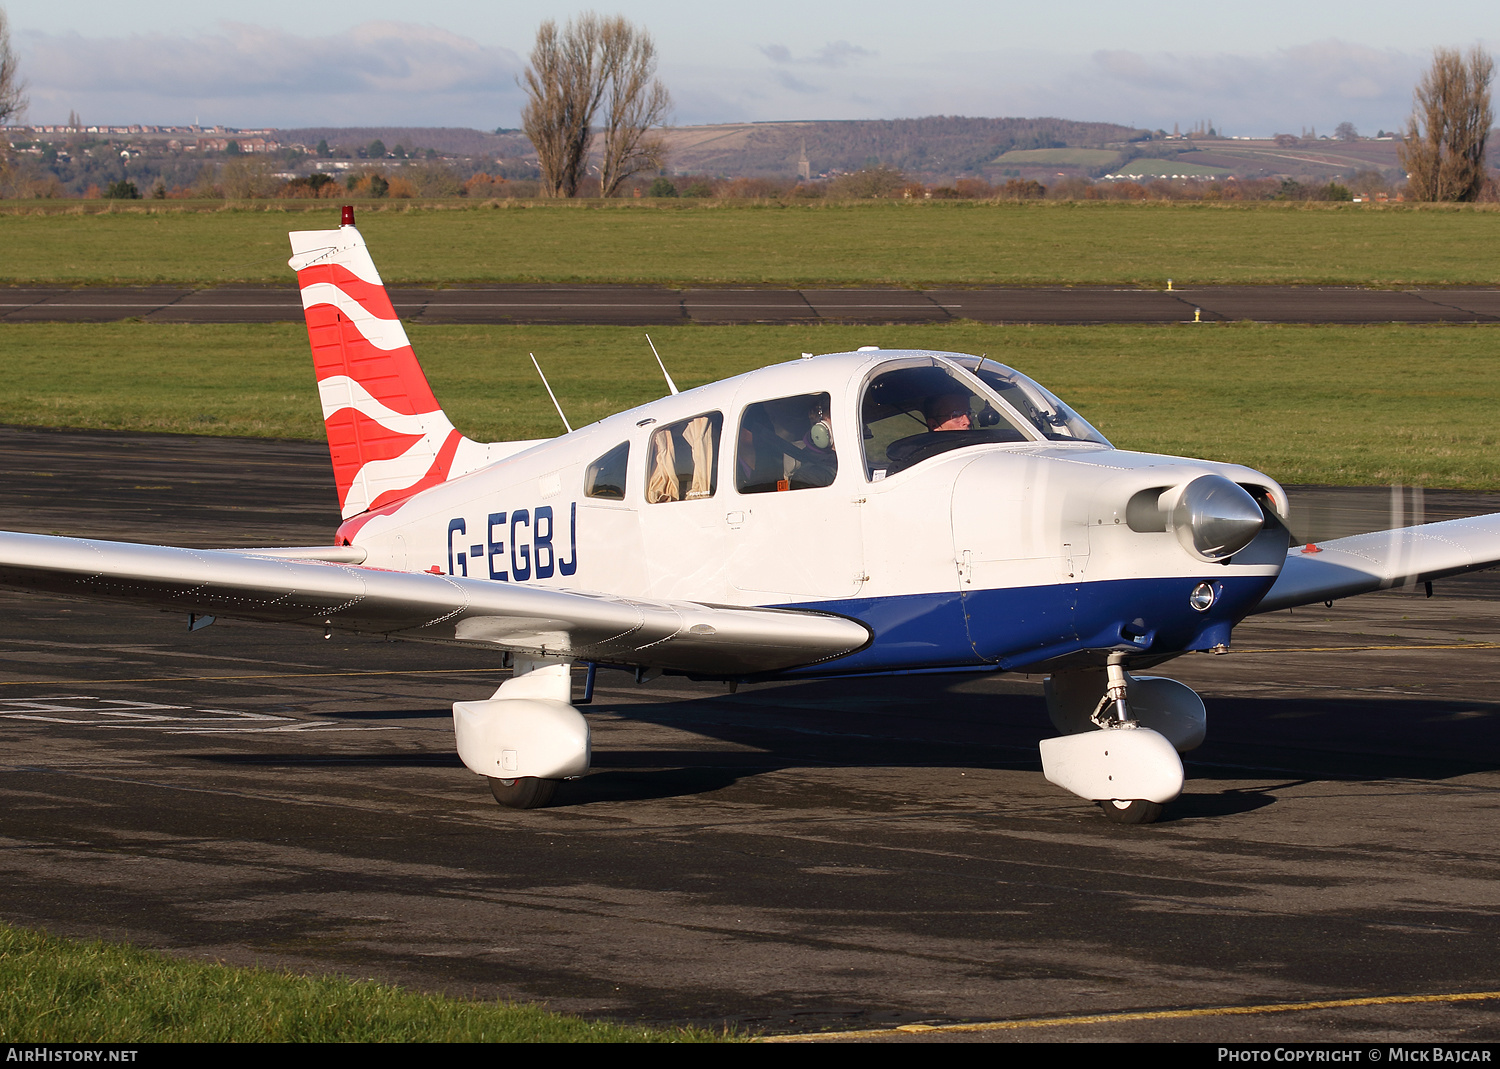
[288,216,491,519]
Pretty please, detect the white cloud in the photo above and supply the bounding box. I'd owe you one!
[758,40,875,68]
[1071,40,1423,133]
[768,70,826,96]
[18,21,524,127]
[12,20,1443,137]
[666,39,1432,136]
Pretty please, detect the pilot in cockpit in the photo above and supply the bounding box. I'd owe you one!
[924,393,974,433]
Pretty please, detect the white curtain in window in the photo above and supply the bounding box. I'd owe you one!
[682,416,714,499]
[646,427,680,503]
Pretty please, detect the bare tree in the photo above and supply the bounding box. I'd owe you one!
[522,15,610,198]
[597,19,670,198]
[0,6,27,125]
[521,14,671,199]
[1399,46,1495,202]
[219,158,278,200]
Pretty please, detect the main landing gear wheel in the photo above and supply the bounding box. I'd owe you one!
[488,776,559,809]
[1098,798,1164,825]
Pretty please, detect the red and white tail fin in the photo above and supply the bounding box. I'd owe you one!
[289,209,516,520]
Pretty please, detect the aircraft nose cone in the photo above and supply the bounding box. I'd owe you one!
[1171,475,1264,560]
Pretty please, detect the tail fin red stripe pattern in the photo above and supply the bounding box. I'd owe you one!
[300,300,438,421]
[365,427,464,514]
[297,261,394,313]
[298,264,440,417]
[289,222,469,520]
[322,407,426,509]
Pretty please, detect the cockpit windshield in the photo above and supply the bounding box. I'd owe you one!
[860,362,1031,479]
[949,357,1110,445]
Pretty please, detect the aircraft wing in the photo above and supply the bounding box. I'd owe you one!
[0,531,870,676]
[1252,513,1500,614]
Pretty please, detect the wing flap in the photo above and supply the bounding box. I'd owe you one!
[1253,513,1500,614]
[0,531,868,675]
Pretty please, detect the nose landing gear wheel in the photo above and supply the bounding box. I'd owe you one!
[1098,798,1164,824]
[488,776,559,809]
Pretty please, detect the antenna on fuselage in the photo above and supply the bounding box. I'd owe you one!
[645,334,679,396]
[530,353,573,434]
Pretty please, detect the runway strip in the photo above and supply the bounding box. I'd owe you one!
[4,284,1500,325]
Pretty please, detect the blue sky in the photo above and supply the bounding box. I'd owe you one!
[4,2,1493,135]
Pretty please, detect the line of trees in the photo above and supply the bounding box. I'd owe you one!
[521,14,670,198]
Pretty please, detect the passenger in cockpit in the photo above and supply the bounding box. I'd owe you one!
[800,397,835,453]
[736,393,839,493]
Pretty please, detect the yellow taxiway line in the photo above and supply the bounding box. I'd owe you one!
[761,989,1500,1041]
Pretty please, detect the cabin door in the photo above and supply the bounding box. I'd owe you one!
[726,491,864,601]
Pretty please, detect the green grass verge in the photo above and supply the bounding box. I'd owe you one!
[4,320,1500,489]
[3,200,1500,286]
[0,923,727,1042]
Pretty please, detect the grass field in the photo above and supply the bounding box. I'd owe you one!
[0,923,725,1042]
[991,148,1121,167]
[2,200,1500,287]
[5,320,1500,490]
[1110,158,1233,178]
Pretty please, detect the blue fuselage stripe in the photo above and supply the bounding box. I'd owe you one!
[779,573,1276,676]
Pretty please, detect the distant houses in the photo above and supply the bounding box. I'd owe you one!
[5,124,280,152]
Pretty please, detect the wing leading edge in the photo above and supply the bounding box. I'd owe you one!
[0,531,869,676]
[1253,512,1500,614]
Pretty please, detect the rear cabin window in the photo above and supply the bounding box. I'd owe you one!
[645,412,723,503]
[736,392,838,493]
[860,364,1029,479]
[584,441,629,500]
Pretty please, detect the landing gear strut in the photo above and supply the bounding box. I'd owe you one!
[1090,657,1168,823]
[1039,653,1195,825]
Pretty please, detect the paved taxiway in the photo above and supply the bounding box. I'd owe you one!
[5,284,1500,325]
[2,426,1500,1040]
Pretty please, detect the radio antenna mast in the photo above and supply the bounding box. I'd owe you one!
[530,353,573,433]
[646,335,679,396]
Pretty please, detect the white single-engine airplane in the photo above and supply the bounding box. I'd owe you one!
[4,208,1500,823]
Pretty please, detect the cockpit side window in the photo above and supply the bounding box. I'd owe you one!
[645,412,723,503]
[584,441,629,500]
[736,392,838,493]
[860,365,1029,479]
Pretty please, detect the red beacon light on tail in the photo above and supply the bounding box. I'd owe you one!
[341,205,355,227]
